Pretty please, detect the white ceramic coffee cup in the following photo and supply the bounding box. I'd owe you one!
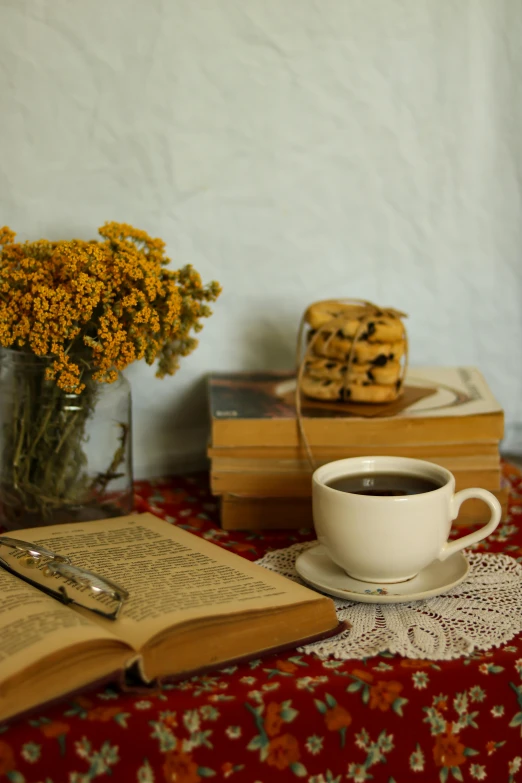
[312,456,502,583]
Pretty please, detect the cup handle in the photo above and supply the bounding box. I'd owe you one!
[438,488,502,561]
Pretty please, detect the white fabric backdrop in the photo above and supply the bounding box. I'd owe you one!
[1,0,521,477]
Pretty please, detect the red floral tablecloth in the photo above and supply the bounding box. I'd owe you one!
[2,464,522,783]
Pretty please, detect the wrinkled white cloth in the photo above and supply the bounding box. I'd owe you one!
[256,542,522,660]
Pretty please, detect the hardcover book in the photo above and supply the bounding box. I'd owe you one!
[218,487,509,531]
[210,461,502,497]
[0,513,339,724]
[208,367,504,447]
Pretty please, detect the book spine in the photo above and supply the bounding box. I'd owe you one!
[211,469,502,497]
[212,412,504,448]
[208,442,501,460]
[211,455,500,473]
[219,489,509,531]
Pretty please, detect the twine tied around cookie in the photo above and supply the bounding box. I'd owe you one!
[295,298,409,470]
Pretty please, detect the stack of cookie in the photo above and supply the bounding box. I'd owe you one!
[300,300,407,404]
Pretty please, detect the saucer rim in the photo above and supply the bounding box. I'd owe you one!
[295,545,470,604]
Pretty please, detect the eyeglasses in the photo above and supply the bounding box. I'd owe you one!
[0,536,129,620]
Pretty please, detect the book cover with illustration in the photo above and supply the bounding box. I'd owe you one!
[208,367,503,423]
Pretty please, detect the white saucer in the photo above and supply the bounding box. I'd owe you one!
[295,545,470,604]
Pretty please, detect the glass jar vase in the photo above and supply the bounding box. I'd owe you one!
[0,349,133,530]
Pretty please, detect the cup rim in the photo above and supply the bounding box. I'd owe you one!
[312,456,453,500]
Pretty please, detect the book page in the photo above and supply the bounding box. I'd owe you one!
[16,513,328,650]
[0,566,117,684]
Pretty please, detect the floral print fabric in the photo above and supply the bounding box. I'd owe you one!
[1,463,522,783]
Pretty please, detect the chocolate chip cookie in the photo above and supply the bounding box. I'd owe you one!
[311,331,405,364]
[304,357,402,385]
[301,374,402,403]
[305,302,405,342]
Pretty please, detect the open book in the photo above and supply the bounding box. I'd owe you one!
[0,513,339,724]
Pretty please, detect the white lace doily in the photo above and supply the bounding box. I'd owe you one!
[256,542,522,661]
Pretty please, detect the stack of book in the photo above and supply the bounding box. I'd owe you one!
[207,366,507,530]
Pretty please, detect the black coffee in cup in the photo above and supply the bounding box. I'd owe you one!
[326,471,444,497]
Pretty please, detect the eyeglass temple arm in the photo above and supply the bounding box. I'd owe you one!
[0,536,71,563]
[0,537,128,621]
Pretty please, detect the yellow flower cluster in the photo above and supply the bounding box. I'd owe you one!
[0,222,221,393]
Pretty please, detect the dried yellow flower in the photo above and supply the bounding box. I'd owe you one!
[0,223,221,393]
